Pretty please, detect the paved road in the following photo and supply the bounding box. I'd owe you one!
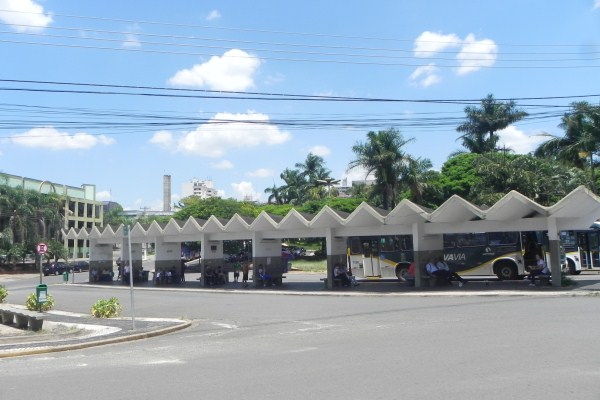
[2,272,600,399]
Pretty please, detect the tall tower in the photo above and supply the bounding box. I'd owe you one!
[163,175,171,212]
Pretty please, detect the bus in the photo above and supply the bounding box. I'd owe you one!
[347,231,549,281]
[560,226,600,274]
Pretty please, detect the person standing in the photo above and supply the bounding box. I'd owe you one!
[233,261,241,282]
[242,262,250,287]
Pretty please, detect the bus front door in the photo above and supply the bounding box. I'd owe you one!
[362,239,381,277]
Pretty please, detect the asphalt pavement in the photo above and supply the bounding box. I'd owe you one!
[2,270,599,358]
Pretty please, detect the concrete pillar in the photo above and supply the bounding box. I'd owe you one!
[412,221,443,288]
[547,218,561,288]
[155,239,181,282]
[200,235,223,287]
[88,239,113,281]
[325,228,347,289]
[252,232,283,287]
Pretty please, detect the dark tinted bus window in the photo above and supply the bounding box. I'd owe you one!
[488,232,518,245]
[350,238,362,254]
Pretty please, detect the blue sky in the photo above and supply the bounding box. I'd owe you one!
[1,1,599,210]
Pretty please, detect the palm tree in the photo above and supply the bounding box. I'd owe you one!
[457,94,528,154]
[295,153,328,181]
[279,168,307,205]
[399,157,435,205]
[264,184,284,205]
[534,101,600,192]
[348,128,414,210]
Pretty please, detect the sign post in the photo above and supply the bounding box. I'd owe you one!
[36,242,47,284]
[124,226,135,330]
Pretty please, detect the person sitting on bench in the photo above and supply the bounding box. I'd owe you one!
[436,257,467,287]
[526,254,549,286]
[333,264,351,287]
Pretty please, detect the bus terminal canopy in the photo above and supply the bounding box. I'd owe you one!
[64,186,600,243]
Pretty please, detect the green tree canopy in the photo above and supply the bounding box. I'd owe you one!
[457,94,528,154]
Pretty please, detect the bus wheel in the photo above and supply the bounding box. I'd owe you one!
[496,262,517,280]
[395,266,408,281]
[567,260,581,275]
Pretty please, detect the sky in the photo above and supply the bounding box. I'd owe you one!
[0,0,599,211]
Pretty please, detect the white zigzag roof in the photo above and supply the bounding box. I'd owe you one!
[64,186,600,243]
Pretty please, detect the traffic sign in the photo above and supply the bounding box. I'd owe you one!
[36,242,48,255]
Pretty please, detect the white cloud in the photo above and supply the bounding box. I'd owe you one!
[149,130,174,149]
[96,191,112,201]
[123,33,141,48]
[212,159,233,169]
[247,168,274,178]
[409,63,441,87]
[0,0,52,32]
[167,49,261,91]
[151,112,292,157]
[308,145,331,157]
[265,73,285,85]
[11,127,114,150]
[413,31,461,57]
[595,0,600,9]
[496,125,546,154]
[206,10,221,20]
[343,166,375,184]
[231,181,261,201]
[455,34,498,75]
[411,31,497,83]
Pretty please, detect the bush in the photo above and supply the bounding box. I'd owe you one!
[0,285,7,303]
[25,292,55,311]
[91,297,122,318]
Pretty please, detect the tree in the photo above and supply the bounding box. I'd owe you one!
[348,128,414,210]
[263,184,284,205]
[398,157,436,205]
[438,153,482,199]
[535,101,600,192]
[470,153,586,206]
[457,94,528,154]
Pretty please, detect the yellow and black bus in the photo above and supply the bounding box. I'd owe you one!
[347,231,550,281]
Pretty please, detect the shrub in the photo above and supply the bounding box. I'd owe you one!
[0,285,8,303]
[91,297,122,318]
[25,292,55,311]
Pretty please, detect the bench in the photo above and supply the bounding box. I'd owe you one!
[537,274,551,286]
[0,306,44,331]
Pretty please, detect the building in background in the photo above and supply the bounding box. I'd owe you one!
[163,174,172,212]
[1,173,103,259]
[181,178,220,199]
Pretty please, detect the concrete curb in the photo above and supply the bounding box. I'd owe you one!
[0,319,191,359]
[63,282,600,298]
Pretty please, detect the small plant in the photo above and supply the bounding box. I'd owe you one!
[91,297,122,318]
[0,285,8,302]
[25,292,55,311]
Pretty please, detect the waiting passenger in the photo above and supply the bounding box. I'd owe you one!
[436,257,467,287]
[526,254,550,286]
[333,264,351,287]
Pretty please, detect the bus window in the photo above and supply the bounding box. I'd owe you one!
[349,238,362,254]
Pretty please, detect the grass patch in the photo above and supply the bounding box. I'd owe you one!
[290,258,327,273]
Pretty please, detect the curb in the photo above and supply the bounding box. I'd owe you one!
[0,319,191,359]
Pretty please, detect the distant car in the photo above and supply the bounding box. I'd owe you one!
[69,260,90,272]
[43,261,70,276]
